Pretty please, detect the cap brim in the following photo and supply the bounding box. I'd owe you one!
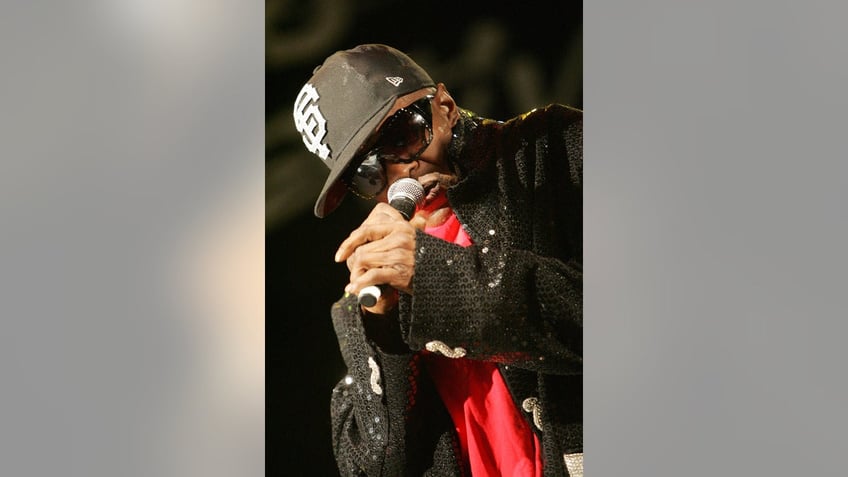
[313,98,395,218]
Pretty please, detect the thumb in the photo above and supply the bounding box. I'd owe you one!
[409,212,427,230]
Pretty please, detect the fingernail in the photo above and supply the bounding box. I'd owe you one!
[334,251,341,262]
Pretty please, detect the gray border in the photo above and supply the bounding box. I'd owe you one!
[586,1,848,475]
[0,3,264,476]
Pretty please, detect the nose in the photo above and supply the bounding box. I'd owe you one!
[404,159,420,178]
[386,159,419,181]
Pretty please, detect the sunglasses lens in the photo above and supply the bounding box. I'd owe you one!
[347,154,385,199]
[376,109,430,160]
[344,96,433,200]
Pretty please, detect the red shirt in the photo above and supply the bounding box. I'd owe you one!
[418,196,543,477]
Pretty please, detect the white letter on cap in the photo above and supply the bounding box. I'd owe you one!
[293,84,331,160]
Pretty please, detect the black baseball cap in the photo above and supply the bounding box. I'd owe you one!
[293,44,435,218]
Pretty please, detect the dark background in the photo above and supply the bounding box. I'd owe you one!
[267,1,581,474]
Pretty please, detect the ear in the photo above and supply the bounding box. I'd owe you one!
[434,83,459,128]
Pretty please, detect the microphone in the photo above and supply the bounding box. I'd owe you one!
[357,178,425,307]
[387,177,425,220]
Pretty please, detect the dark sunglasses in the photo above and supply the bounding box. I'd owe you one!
[344,95,434,199]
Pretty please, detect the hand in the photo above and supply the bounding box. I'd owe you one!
[335,203,422,309]
[417,171,458,205]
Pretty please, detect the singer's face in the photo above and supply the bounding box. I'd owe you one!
[373,84,460,205]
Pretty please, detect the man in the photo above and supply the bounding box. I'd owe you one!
[293,44,582,477]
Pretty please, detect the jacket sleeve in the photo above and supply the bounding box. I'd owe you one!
[329,294,461,476]
[398,236,582,375]
[397,106,583,375]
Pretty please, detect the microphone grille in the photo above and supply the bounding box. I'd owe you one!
[387,178,425,206]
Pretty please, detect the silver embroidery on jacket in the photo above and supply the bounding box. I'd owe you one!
[424,340,467,358]
[521,397,544,431]
[367,356,382,395]
[564,452,583,477]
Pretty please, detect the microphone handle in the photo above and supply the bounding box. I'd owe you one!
[389,196,417,220]
[357,285,382,307]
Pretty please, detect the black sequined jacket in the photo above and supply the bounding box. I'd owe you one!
[330,104,583,477]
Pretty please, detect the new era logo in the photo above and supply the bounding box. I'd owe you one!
[385,76,403,87]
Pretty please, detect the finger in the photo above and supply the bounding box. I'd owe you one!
[334,203,403,262]
[335,222,411,262]
[334,203,408,262]
[346,264,414,296]
[409,212,427,230]
[356,202,406,228]
[335,223,397,262]
[344,229,416,273]
[346,247,413,284]
[367,202,406,221]
[347,226,416,258]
